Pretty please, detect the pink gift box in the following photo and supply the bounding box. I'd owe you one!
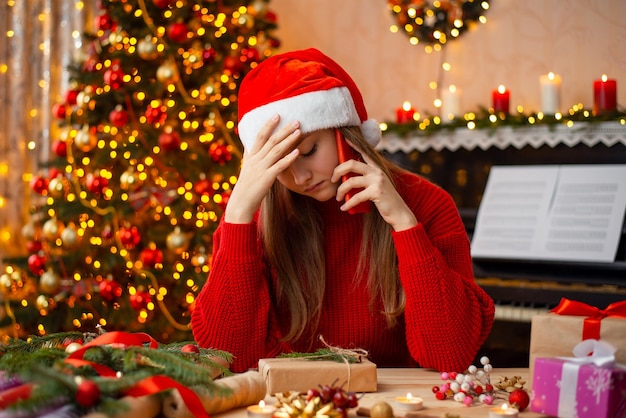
[531,357,626,418]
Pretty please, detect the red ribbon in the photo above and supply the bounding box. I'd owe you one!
[550,298,626,340]
[64,331,208,417]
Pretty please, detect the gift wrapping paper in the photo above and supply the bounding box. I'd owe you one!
[258,358,377,395]
[531,357,626,418]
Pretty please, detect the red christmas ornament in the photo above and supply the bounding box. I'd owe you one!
[26,240,43,253]
[65,89,80,106]
[119,226,141,249]
[75,379,100,408]
[194,178,213,196]
[129,291,151,311]
[30,175,49,194]
[152,0,174,8]
[102,225,114,240]
[167,22,189,43]
[48,168,62,180]
[109,106,129,127]
[103,65,125,90]
[28,253,46,275]
[269,38,281,48]
[181,343,200,353]
[98,279,122,301]
[223,55,243,75]
[508,389,530,411]
[94,14,114,31]
[52,140,67,157]
[86,173,108,195]
[52,102,67,119]
[145,104,167,125]
[158,131,181,152]
[265,11,278,23]
[209,142,232,165]
[139,246,164,268]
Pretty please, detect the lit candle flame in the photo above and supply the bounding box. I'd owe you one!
[402,101,412,111]
[601,74,608,82]
[548,72,555,80]
[259,400,266,408]
[406,392,413,400]
[449,85,457,93]
[497,85,506,94]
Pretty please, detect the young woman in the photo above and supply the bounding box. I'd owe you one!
[191,48,494,373]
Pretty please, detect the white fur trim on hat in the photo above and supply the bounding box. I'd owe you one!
[238,86,380,149]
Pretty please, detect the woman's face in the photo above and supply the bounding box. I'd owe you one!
[276,128,340,201]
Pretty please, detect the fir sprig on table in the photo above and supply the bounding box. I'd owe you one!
[278,348,364,364]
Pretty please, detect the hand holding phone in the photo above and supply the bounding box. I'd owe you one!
[335,129,371,214]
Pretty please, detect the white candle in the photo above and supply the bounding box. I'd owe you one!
[441,85,461,122]
[394,392,423,411]
[247,400,276,418]
[489,403,519,418]
[540,72,562,114]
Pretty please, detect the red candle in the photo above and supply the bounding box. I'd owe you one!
[396,101,416,124]
[593,75,617,115]
[492,85,510,114]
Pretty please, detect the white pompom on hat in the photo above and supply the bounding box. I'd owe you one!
[237,48,381,150]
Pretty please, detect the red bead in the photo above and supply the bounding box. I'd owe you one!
[474,385,483,394]
[181,343,200,353]
[431,386,439,393]
[435,391,446,400]
[485,384,494,392]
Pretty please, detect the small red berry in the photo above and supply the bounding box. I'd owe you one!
[75,379,100,408]
[474,385,483,394]
[435,391,446,400]
[431,386,440,393]
[485,384,494,392]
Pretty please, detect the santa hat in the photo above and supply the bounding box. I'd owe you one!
[237,48,381,150]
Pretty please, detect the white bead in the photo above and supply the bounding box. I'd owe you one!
[461,382,471,392]
[483,364,493,373]
[450,382,460,392]
[478,394,487,402]
[455,373,465,383]
[476,370,485,378]
[453,392,466,402]
[467,365,477,374]
[480,356,490,365]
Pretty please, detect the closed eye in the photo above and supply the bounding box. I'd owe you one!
[300,144,317,158]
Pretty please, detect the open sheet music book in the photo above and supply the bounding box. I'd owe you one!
[471,164,626,263]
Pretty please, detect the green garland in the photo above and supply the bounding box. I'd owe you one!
[381,106,626,138]
[0,332,232,416]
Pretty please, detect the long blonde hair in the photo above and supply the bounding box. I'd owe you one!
[259,126,405,343]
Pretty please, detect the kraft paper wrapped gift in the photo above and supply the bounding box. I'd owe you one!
[530,340,626,418]
[529,298,626,380]
[258,358,377,395]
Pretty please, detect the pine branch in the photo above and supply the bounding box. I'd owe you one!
[278,349,363,364]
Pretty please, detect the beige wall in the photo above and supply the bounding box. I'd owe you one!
[268,0,626,123]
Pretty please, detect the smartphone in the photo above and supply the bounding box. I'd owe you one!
[335,129,371,214]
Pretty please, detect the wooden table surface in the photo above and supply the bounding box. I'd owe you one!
[216,368,551,418]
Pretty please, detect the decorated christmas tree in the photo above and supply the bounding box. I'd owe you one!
[0,0,279,343]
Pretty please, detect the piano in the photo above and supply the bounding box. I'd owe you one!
[380,121,626,366]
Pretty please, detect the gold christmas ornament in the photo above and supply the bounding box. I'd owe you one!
[39,269,61,294]
[61,225,80,248]
[48,176,65,198]
[74,125,97,152]
[156,61,180,84]
[42,218,63,241]
[36,294,52,311]
[120,168,141,190]
[137,36,159,60]
[166,226,189,253]
[21,222,37,241]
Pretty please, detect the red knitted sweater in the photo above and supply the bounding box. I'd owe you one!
[191,170,495,372]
